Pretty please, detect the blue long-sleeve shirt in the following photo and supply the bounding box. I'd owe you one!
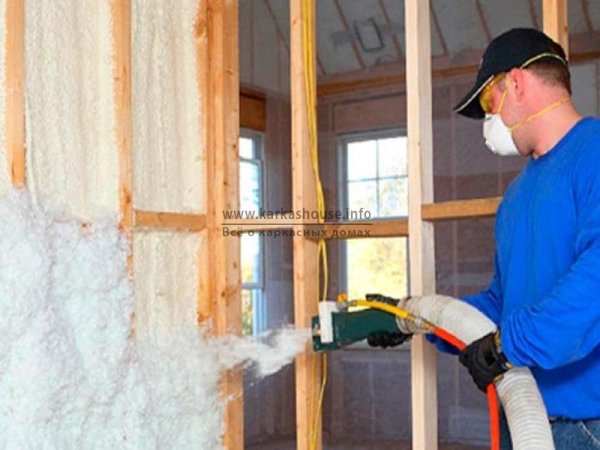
[440,117,600,419]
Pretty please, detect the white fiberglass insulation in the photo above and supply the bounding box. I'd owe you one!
[0,190,309,449]
[132,0,205,214]
[25,0,118,221]
[0,0,10,197]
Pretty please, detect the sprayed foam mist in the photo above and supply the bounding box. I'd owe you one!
[0,190,309,449]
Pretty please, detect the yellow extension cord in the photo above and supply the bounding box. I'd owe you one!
[301,1,328,449]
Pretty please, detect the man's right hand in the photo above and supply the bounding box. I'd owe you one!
[367,330,412,348]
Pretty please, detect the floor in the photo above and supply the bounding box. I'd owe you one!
[246,439,487,450]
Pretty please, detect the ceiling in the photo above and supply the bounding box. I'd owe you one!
[258,0,600,76]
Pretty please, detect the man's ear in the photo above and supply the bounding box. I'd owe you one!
[507,68,526,101]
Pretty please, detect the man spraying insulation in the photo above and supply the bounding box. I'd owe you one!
[314,28,600,450]
[374,28,600,449]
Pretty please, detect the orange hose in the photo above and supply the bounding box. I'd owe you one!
[487,384,501,450]
[432,327,501,450]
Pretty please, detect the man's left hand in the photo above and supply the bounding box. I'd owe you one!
[459,331,512,392]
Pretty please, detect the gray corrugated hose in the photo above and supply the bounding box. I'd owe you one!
[396,295,554,450]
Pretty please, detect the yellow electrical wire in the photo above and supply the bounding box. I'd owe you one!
[353,299,436,333]
[301,1,328,449]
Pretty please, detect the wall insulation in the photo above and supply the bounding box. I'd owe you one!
[132,0,204,213]
[0,190,308,449]
[133,231,201,338]
[0,0,11,196]
[25,0,118,220]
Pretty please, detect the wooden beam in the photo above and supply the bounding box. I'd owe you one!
[581,0,593,33]
[422,197,501,222]
[111,0,133,231]
[543,0,569,54]
[291,1,322,449]
[309,219,408,239]
[6,0,25,188]
[222,212,294,232]
[405,1,437,449]
[197,1,243,449]
[240,93,266,131]
[134,210,206,231]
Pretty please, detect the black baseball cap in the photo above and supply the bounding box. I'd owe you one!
[454,28,568,119]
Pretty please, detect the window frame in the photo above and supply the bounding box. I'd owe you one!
[239,129,267,335]
[337,128,409,301]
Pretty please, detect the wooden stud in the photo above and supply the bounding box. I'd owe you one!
[422,197,501,222]
[405,1,438,449]
[111,0,133,231]
[543,0,569,54]
[134,210,206,232]
[6,0,25,188]
[196,1,243,449]
[290,1,322,449]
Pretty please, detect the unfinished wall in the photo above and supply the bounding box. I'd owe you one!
[132,0,204,214]
[133,231,201,338]
[0,0,9,196]
[130,0,204,338]
[25,0,118,220]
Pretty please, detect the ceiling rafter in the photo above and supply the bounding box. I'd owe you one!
[430,2,449,56]
[475,0,492,44]
[581,0,594,32]
[528,0,540,29]
[332,0,366,70]
[377,0,404,60]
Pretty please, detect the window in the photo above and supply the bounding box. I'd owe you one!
[341,132,409,300]
[239,131,266,335]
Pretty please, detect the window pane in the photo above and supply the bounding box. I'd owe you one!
[347,180,377,215]
[241,289,253,336]
[347,140,377,180]
[346,238,408,300]
[240,161,261,212]
[239,136,254,159]
[378,137,407,177]
[241,233,261,285]
[378,177,408,217]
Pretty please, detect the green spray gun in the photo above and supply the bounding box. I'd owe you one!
[311,294,408,352]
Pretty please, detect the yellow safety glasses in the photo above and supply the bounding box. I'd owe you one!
[479,72,506,114]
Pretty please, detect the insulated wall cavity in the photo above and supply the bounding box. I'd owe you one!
[0,0,11,197]
[132,0,204,213]
[133,231,201,340]
[25,1,118,220]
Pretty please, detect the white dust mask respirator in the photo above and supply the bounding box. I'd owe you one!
[481,76,571,157]
[482,84,520,156]
[483,113,519,156]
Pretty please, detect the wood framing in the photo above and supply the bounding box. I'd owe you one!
[111,0,133,231]
[291,1,323,449]
[422,197,501,222]
[311,219,408,239]
[543,0,569,54]
[196,1,243,449]
[5,0,25,187]
[134,210,206,232]
[405,1,438,449]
